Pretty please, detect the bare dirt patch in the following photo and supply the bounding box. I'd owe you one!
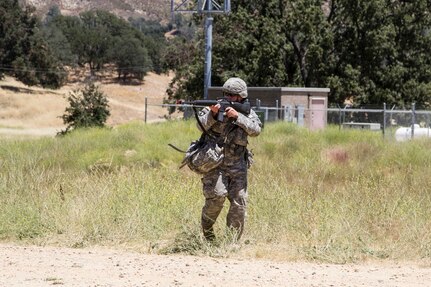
[1,243,430,287]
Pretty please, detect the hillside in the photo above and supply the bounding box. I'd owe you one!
[0,72,177,136]
[22,0,171,22]
[1,0,183,136]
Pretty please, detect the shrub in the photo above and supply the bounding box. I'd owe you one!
[59,83,110,135]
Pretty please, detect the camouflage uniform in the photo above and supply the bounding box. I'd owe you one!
[197,106,261,240]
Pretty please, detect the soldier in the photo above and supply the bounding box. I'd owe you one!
[196,77,262,241]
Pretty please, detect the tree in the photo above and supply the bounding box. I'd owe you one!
[59,83,110,135]
[42,7,76,66]
[41,23,76,66]
[128,17,169,74]
[110,35,151,81]
[50,10,161,80]
[78,11,113,75]
[165,0,329,102]
[164,36,202,101]
[163,14,201,101]
[0,0,65,87]
[49,14,84,65]
[166,0,431,109]
[327,0,431,108]
[213,5,288,87]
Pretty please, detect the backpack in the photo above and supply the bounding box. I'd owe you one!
[168,106,225,174]
[179,134,224,174]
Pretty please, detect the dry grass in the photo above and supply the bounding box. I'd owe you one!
[1,121,431,263]
[0,71,174,130]
[0,77,67,128]
[321,147,349,164]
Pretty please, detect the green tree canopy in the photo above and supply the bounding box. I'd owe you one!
[167,0,431,109]
[48,10,168,81]
[0,0,65,88]
[110,35,151,81]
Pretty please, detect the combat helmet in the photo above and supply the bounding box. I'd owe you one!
[222,77,248,98]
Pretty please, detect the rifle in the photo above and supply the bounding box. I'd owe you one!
[183,98,251,122]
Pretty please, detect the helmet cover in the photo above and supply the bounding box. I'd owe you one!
[222,77,248,98]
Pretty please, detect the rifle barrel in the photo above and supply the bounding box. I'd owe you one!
[182,99,251,115]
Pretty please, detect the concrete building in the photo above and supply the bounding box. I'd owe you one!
[208,87,330,130]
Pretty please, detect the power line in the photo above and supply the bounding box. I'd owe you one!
[0,66,67,74]
[0,65,151,74]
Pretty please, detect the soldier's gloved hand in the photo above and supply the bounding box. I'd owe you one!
[225,107,239,119]
[210,104,221,116]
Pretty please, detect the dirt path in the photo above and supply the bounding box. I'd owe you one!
[1,243,430,287]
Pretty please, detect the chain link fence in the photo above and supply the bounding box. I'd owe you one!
[144,98,431,141]
[327,103,431,141]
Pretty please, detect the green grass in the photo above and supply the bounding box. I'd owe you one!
[1,120,431,263]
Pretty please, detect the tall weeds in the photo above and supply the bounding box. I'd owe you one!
[1,121,430,262]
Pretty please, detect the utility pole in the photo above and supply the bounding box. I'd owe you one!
[171,0,231,99]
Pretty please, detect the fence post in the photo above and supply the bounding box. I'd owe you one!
[338,104,342,130]
[144,97,148,124]
[284,105,291,122]
[254,98,264,127]
[382,103,386,138]
[275,100,279,120]
[297,105,305,127]
[411,102,416,139]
